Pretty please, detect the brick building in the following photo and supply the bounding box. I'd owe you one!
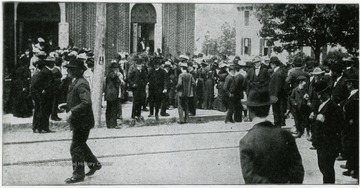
[3,2,195,74]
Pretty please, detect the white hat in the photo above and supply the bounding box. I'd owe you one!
[164,61,172,67]
[179,62,188,67]
[37,37,45,43]
[179,55,189,60]
[219,62,228,68]
[77,53,88,61]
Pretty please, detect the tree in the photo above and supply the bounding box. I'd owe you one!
[255,4,359,63]
[217,22,236,56]
[201,22,236,56]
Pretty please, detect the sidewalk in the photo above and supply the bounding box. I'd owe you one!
[2,101,226,132]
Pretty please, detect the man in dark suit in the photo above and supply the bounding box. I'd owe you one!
[269,56,287,127]
[64,59,101,184]
[310,80,344,184]
[176,62,196,124]
[147,57,168,120]
[30,59,45,133]
[223,65,237,123]
[128,56,148,121]
[285,59,309,91]
[31,56,56,133]
[246,56,270,95]
[341,73,359,179]
[240,85,304,184]
[330,63,350,161]
[233,64,245,122]
[104,62,121,129]
[188,61,198,116]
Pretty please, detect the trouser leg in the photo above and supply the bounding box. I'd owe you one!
[317,148,337,183]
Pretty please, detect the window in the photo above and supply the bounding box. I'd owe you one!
[244,38,251,55]
[260,39,270,56]
[245,11,249,26]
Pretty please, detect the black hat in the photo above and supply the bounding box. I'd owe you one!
[65,59,87,70]
[234,56,241,61]
[247,86,278,107]
[345,72,358,82]
[71,46,79,52]
[270,56,282,66]
[37,51,47,59]
[133,55,143,65]
[297,75,307,81]
[314,80,330,93]
[110,62,120,69]
[152,57,162,65]
[330,63,344,73]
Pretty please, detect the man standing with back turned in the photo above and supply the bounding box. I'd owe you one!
[239,85,304,184]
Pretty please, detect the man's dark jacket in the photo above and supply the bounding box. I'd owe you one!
[240,121,304,184]
[66,77,94,130]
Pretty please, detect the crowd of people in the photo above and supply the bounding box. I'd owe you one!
[7,36,359,183]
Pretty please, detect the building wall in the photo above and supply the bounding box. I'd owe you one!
[163,3,195,56]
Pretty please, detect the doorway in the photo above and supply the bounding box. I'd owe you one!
[130,3,156,54]
[16,3,60,54]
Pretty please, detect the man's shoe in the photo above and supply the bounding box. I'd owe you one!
[114,125,121,129]
[86,165,102,176]
[177,121,185,124]
[340,164,348,169]
[148,114,153,117]
[336,154,346,161]
[352,173,358,179]
[42,130,55,133]
[343,170,354,176]
[155,115,159,120]
[65,177,84,184]
[142,108,149,112]
[51,117,62,121]
[160,113,170,117]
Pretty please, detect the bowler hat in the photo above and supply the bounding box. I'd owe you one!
[110,62,120,69]
[152,57,162,65]
[83,48,91,53]
[269,56,282,66]
[234,56,241,61]
[314,80,330,93]
[77,53,88,61]
[297,75,307,81]
[311,67,325,75]
[65,59,87,70]
[71,46,79,52]
[330,63,343,73]
[345,72,358,82]
[133,55,143,65]
[247,86,278,107]
[37,51,47,58]
[43,56,56,63]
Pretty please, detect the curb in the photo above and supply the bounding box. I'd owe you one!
[3,114,226,133]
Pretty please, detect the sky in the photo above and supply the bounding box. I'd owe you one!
[194,4,238,53]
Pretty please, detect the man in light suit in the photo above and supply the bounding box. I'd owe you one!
[64,59,101,184]
[176,61,196,124]
[240,85,304,184]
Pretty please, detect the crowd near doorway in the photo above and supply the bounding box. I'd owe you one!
[130,3,156,54]
[16,3,60,54]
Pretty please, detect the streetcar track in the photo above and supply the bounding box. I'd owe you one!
[3,145,239,166]
[3,129,250,145]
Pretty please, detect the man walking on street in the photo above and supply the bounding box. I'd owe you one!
[64,59,102,184]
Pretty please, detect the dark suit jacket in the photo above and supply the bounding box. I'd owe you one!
[148,68,168,94]
[127,67,148,96]
[234,73,245,101]
[331,76,349,104]
[223,74,236,97]
[66,77,95,130]
[312,99,343,151]
[104,71,120,101]
[240,121,304,183]
[176,72,196,97]
[269,67,286,98]
[31,66,55,99]
[246,65,270,94]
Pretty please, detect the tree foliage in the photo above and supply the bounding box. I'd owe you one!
[255,4,359,62]
[201,22,236,56]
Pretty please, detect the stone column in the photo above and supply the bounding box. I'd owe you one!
[58,3,69,49]
[153,4,162,52]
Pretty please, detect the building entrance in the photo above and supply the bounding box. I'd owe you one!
[130,4,156,54]
[16,3,60,54]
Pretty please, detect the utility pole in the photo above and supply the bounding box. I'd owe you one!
[92,3,106,128]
